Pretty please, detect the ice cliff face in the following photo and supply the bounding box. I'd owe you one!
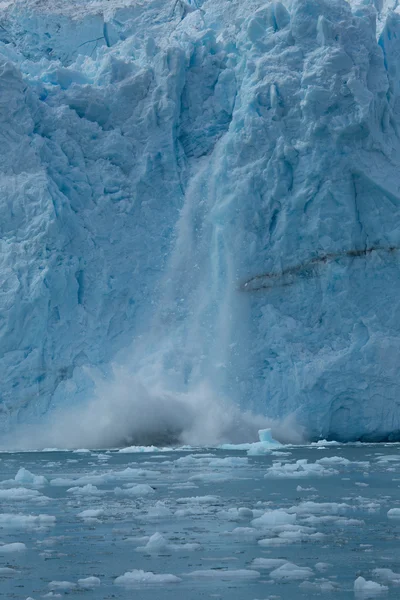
[1,0,400,443]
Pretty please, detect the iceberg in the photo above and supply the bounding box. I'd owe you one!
[0,0,400,445]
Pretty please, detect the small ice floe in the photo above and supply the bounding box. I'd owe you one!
[118,446,164,453]
[176,495,219,505]
[265,459,338,478]
[354,576,388,596]
[67,484,104,496]
[0,488,46,501]
[114,569,181,585]
[251,509,296,528]
[0,567,19,575]
[288,501,351,515]
[77,508,103,519]
[387,508,400,518]
[0,542,26,553]
[219,429,281,455]
[269,562,314,581]
[77,576,101,588]
[250,558,287,570]
[145,501,172,519]
[48,581,76,591]
[114,483,155,496]
[300,579,339,592]
[0,513,55,529]
[218,507,253,521]
[136,532,200,553]
[14,468,48,487]
[186,569,260,580]
[372,568,400,584]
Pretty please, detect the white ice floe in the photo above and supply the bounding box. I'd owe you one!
[218,507,253,521]
[0,514,55,529]
[187,569,260,580]
[14,468,48,487]
[387,508,400,518]
[288,502,351,515]
[0,567,18,575]
[114,484,155,496]
[251,558,287,570]
[77,577,101,588]
[269,562,314,581]
[252,510,296,528]
[354,576,388,596]
[176,495,219,505]
[118,446,164,453]
[77,509,104,519]
[372,569,400,584]
[136,532,200,553]
[114,570,181,585]
[0,542,26,553]
[0,488,46,501]
[48,581,76,591]
[67,484,104,496]
[145,501,172,519]
[264,460,338,478]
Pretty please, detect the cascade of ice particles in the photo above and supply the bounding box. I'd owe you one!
[1,0,400,443]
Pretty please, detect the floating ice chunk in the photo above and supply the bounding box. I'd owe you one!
[77,509,103,519]
[316,456,351,466]
[387,508,400,518]
[136,532,169,553]
[300,580,338,592]
[114,484,155,496]
[146,501,172,519]
[252,510,296,528]
[265,460,337,478]
[288,502,351,515]
[259,429,281,445]
[114,570,181,585]
[354,576,388,596]
[207,457,248,467]
[73,449,91,453]
[0,542,26,553]
[136,532,200,553]
[251,558,287,569]
[67,484,104,496]
[228,527,258,537]
[372,569,400,584]
[187,569,260,580]
[0,488,46,501]
[296,485,317,491]
[188,473,229,483]
[118,446,161,453]
[0,567,18,575]
[269,562,313,581]
[77,577,101,588]
[176,495,219,504]
[218,507,253,521]
[0,513,55,529]
[15,468,48,487]
[48,581,77,590]
[315,562,332,572]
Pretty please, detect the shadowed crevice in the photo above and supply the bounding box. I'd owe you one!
[240,245,398,292]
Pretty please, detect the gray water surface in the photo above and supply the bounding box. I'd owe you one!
[0,443,399,599]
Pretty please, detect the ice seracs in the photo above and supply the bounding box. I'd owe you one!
[1,0,400,444]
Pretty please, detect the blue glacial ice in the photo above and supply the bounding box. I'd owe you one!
[1,0,400,446]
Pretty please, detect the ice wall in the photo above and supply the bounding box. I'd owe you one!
[1,0,400,443]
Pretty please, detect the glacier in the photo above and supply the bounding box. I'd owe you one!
[1,0,400,446]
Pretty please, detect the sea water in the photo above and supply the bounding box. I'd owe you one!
[0,444,399,599]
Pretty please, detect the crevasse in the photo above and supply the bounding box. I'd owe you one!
[1,0,400,444]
